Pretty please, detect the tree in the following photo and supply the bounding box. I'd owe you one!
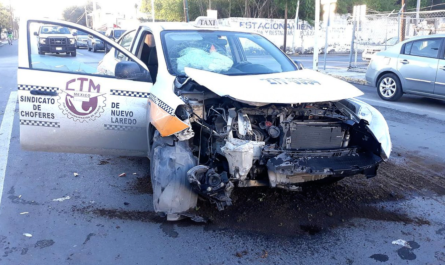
[0,3,12,34]
[62,1,100,27]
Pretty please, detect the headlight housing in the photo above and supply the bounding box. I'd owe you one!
[69,38,76,45]
[39,38,46,44]
[344,98,392,160]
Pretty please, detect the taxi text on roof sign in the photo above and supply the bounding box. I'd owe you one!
[194,16,218,28]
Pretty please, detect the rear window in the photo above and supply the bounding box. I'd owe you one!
[403,39,442,58]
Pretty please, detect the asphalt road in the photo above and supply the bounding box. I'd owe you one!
[1,41,445,264]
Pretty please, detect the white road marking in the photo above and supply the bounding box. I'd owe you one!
[0,91,17,208]
[77,52,84,56]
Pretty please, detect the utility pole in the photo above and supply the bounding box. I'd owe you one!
[323,0,336,70]
[292,0,300,53]
[9,0,13,36]
[93,0,97,30]
[151,0,155,22]
[85,6,89,28]
[313,0,320,70]
[183,0,189,22]
[283,1,288,52]
[209,0,212,9]
[400,0,405,41]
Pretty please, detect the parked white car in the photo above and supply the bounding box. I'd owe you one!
[18,17,391,221]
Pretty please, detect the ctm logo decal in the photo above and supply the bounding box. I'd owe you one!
[58,78,106,122]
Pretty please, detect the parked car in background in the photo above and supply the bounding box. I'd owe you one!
[34,25,77,56]
[87,31,106,52]
[74,30,89,49]
[105,28,126,52]
[362,37,399,61]
[366,34,445,101]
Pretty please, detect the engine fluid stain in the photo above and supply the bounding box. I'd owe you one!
[74,151,442,237]
[397,241,420,261]
[369,254,389,262]
[34,240,55,249]
[160,223,178,238]
[125,175,152,194]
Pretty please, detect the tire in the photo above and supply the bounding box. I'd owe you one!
[71,51,76,57]
[92,45,96,52]
[38,49,44,55]
[377,73,403,101]
[88,44,91,51]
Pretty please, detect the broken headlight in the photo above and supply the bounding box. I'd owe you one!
[345,98,392,160]
[69,38,76,45]
[39,38,46,44]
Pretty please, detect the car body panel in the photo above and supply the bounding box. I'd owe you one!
[434,59,445,95]
[397,53,439,93]
[19,18,153,156]
[185,68,364,106]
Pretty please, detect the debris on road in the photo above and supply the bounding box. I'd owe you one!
[74,172,79,177]
[119,173,126,177]
[52,196,71,202]
[23,233,32,238]
[20,212,29,215]
[392,239,411,249]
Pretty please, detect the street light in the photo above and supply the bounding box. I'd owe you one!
[321,0,337,70]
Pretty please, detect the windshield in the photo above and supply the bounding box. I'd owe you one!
[114,30,126,38]
[40,26,71,34]
[161,30,297,76]
[384,37,398,45]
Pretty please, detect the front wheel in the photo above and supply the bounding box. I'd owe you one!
[92,45,96,52]
[71,51,76,57]
[377,73,403,101]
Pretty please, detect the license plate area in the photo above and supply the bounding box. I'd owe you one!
[56,47,62,51]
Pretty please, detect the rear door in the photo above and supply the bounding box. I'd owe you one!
[434,40,445,96]
[18,19,152,157]
[397,38,442,93]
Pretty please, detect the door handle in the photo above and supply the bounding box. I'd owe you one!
[30,90,58,96]
[400,59,409,64]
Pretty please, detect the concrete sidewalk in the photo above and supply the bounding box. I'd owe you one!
[320,68,368,85]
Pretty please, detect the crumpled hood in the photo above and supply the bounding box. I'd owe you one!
[185,68,364,106]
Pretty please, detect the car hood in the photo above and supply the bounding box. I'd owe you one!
[39,34,73,38]
[184,68,364,106]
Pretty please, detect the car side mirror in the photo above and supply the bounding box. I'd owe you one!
[115,61,152,82]
[33,32,38,36]
[293,60,304,70]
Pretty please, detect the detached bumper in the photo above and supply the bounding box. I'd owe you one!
[265,148,383,189]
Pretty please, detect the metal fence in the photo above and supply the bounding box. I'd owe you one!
[349,10,445,68]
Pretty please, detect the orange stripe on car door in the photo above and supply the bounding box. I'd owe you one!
[149,100,189,137]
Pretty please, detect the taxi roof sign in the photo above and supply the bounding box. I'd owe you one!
[194,16,218,28]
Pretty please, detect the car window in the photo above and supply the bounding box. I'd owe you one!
[407,39,441,58]
[114,30,126,39]
[115,31,136,61]
[162,30,297,76]
[29,22,139,78]
[239,37,282,73]
[402,42,413,55]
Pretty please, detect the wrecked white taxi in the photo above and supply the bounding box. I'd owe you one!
[18,17,391,221]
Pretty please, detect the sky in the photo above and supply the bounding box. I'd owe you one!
[1,0,141,20]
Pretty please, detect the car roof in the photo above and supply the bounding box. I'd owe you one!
[134,22,254,35]
[400,34,445,44]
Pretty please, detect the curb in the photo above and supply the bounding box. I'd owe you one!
[326,74,369,86]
